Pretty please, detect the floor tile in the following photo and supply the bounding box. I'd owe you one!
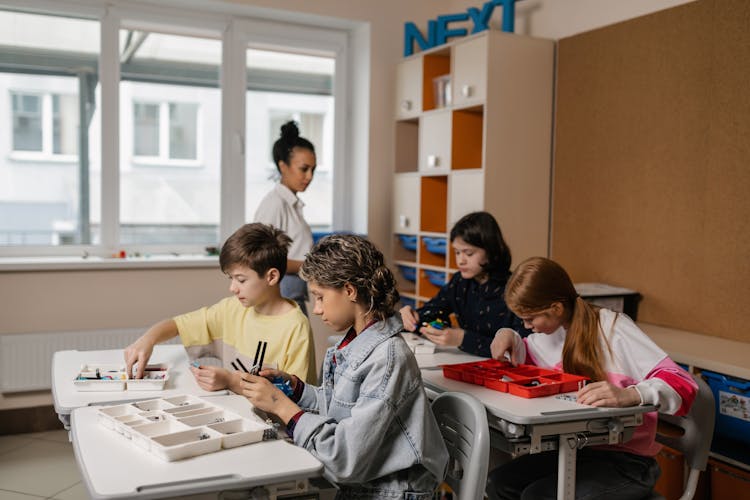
[49,482,88,500]
[0,435,33,456]
[0,439,81,498]
[26,430,70,444]
[0,490,45,499]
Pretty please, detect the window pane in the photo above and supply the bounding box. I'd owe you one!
[12,93,43,151]
[245,48,335,230]
[120,30,220,245]
[133,102,159,156]
[0,10,100,246]
[169,102,198,160]
[52,94,79,155]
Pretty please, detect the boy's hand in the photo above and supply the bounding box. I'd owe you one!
[124,337,154,379]
[399,306,420,332]
[241,374,300,422]
[420,325,464,347]
[190,364,231,392]
[257,368,296,388]
[576,381,641,408]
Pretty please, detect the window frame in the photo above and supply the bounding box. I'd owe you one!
[0,0,358,259]
[130,99,203,167]
[9,89,79,162]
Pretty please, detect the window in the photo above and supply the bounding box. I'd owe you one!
[0,9,98,246]
[245,48,335,229]
[0,1,353,256]
[132,101,199,161]
[11,92,79,156]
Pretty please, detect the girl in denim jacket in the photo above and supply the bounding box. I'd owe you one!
[241,234,448,499]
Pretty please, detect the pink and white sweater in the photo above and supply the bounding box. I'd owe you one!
[505,308,698,457]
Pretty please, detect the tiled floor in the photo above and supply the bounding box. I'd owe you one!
[0,430,88,500]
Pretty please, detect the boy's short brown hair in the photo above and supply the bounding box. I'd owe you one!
[219,223,292,277]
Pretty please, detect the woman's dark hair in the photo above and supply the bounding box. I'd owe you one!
[450,211,512,273]
[272,121,315,172]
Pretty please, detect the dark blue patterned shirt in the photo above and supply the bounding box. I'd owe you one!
[417,270,531,357]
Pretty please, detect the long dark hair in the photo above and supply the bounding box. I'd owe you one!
[450,211,512,273]
[272,121,315,172]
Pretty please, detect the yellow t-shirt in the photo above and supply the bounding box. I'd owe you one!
[174,296,317,383]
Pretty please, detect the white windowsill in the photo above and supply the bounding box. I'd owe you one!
[0,254,218,272]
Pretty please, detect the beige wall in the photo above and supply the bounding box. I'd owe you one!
[0,0,704,409]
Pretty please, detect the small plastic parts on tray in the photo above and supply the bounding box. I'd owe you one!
[74,363,169,391]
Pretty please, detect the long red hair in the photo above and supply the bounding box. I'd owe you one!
[505,257,609,382]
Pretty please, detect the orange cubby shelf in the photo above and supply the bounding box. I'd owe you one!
[418,269,442,298]
[451,107,484,170]
[419,176,448,233]
[422,52,451,112]
[419,236,447,267]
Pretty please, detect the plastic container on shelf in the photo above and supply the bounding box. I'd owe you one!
[397,234,418,251]
[424,269,447,287]
[432,74,452,109]
[702,370,750,446]
[397,265,417,282]
[422,236,447,256]
[400,296,416,308]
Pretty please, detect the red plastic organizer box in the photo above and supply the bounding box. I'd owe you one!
[441,359,589,398]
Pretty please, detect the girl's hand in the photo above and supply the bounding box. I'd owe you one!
[576,381,641,408]
[124,337,154,379]
[189,365,233,392]
[257,368,297,390]
[420,325,464,347]
[241,374,300,422]
[490,329,517,364]
[400,306,420,332]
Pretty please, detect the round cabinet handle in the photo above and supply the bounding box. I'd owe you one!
[401,100,412,111]
[461,84,473,98]
[427,155,440,168]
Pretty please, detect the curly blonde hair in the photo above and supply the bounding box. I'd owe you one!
[299,234,399,321]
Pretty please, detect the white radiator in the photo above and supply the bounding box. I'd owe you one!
[0,328,151,393]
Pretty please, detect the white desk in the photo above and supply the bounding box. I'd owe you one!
[52,345,224,429]
[415,344,656,500]
[71,394,323,499]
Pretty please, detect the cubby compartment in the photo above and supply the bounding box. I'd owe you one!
[424,269,447,288]
[451,107,484,170]
[419,236,447,267]
[422,51,451,112]
[395,120,419,173]
[419,176,447,233]
[418,269,441,299]
[419,111,451,172]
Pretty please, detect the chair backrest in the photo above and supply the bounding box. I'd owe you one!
[431,392,490,500]
[654,373,716,500]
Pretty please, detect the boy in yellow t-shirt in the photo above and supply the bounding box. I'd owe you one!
[124,223,317,391]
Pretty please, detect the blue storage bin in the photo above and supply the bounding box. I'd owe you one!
[312,231,330,244]
[424,269,447,287]
[397,265,417,282]
[703,370,750,446]
[422,237,447,256]
[400,297,416,308]
[397,234,418,251]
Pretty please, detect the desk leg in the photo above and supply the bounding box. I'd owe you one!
[557,433,577,500]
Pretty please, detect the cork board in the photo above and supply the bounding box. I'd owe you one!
[552,0,750,342]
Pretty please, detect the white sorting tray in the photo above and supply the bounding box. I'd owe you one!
[96,394,271,461]
[74,363,169,392]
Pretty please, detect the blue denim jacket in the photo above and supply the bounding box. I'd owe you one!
[293,316,448,499]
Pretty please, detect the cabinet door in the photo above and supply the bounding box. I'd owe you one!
[395,57,422,119]
[419,111,451,172]
[448,170,484,227]
[393,174,420,234]
[452,35,487,107]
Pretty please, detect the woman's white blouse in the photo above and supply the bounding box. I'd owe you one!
[254,183,314,261]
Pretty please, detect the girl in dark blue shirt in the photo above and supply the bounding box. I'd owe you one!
[400,212,531,357]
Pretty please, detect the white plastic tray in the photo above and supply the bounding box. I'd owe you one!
[96,395,271,461]
[402,332,437,354]
[73,363,169,392]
